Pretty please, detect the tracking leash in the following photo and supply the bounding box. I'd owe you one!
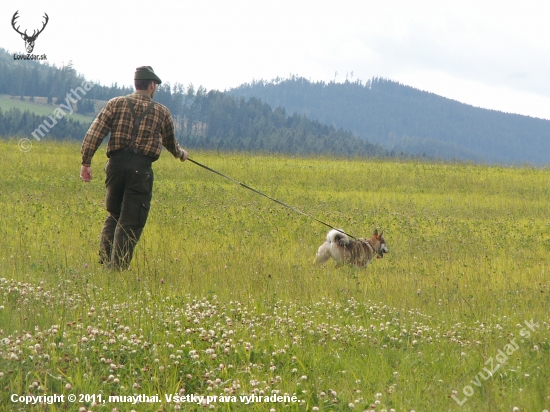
[187,158,362,241]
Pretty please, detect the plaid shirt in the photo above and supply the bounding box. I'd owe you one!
[81,90,186,166]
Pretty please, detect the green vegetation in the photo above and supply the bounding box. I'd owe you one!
[229,76,550,165]
[179,91,387,157]
[0,95,94,123]
[1,48,388,158]
[0,107,91,140]
[0,49,133,103]
[1,140,549,411]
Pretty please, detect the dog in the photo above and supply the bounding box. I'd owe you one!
[314,229,389,267]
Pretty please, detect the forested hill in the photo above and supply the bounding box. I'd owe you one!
[0,48,387,158]
[229,77,550,166]
[0,48,134,103]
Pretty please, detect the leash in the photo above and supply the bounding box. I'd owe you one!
[187,158,361,241]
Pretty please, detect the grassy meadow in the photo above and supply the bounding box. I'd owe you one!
[0,139,549,411]
[0,95,95,123]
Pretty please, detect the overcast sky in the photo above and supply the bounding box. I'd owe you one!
[2,0,550,120]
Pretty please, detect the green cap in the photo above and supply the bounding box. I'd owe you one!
[134,66,162,84]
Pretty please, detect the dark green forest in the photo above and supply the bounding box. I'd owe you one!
[0,49,387,158]
[0,108,88,139]
[181,91,386,156]
[0,49,133,111]
[229,76,550,166]
[7,47,548,165]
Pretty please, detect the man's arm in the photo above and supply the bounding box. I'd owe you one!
[161,112,188,162]
[80,102,113,181]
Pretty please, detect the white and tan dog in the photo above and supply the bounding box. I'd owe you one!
[314,229,389,267]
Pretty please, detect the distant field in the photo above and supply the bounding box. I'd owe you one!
[0,139,549,411]
[0,94,95,123]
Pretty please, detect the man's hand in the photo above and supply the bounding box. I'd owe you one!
[180,149,189,162]
[80,165,92,182]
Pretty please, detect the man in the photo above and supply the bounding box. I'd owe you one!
[80,66,188,270]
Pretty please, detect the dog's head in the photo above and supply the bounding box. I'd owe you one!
[373,229,389,258]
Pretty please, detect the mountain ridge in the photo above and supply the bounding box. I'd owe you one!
[229,76,550,166]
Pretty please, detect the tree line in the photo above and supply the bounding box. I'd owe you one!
[0,48,389,158]
[179,91,387,156]
[229,76,550,166]
[0,49,132,112]
[0,107,88,139]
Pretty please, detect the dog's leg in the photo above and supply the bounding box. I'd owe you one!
[313,242,332,265]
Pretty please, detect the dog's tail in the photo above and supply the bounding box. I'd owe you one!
[327,229,350,246]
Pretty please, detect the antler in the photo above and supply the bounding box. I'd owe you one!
[11,11,26,37]
[32,13,49,39]
[11,11,49,40]
[28,13,49,40]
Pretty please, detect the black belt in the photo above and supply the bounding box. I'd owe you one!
[109,148,154,163]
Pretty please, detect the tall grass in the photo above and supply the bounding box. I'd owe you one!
[0,139,549,411]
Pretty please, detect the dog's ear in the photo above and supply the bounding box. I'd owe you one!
[379,230,384,237]
[373,229,379,236]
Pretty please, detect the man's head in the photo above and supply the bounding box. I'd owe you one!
[134,66,162,97]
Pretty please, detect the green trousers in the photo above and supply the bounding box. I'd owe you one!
[99,150,154,270]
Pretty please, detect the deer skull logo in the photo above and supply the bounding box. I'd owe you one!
[11,11,49,54]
